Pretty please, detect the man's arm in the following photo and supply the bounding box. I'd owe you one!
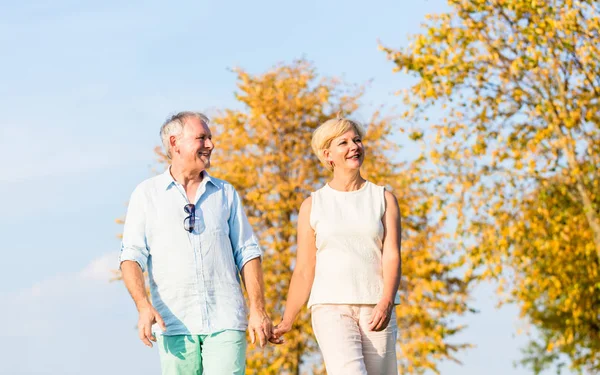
[121,260,150,309]
[240,257,272,348]
[121,260,165,347]
[119,184,165,347]
[227,186,271,347]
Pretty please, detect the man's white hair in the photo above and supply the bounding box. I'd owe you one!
[160,111,210,159]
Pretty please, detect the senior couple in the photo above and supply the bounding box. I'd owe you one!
[119,111,402,375]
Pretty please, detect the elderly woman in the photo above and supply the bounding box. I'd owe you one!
[272,117,402,374]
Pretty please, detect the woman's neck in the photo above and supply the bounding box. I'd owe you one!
[328,170,365,192]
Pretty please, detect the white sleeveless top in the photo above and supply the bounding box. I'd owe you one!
[307,181,401,308]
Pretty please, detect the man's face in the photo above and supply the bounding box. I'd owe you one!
[172,117,214,171]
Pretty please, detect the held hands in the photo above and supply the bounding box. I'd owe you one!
[270,319,292,345]
[137,305,279,348]
[369,299,393,331]
[138,305,166,348]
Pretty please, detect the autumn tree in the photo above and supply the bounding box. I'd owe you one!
[381,0,600,372]
[116,59,475,374]
[199,60,474,374]
[514,169,599,374]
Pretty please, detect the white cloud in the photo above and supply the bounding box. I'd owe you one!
[79,251,120,281]
[0,252,157,375]
[5,252,121,335]
[13,252,119,301]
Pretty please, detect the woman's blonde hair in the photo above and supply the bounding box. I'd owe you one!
[311,116,365,171]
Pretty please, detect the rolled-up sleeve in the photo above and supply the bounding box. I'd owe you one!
[119,184,149,272]
[227,187,262,271]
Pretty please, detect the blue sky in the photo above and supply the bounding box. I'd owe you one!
[0,1,568,374]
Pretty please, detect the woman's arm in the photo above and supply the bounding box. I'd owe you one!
[369,189,402,331]
[271,196,317,341]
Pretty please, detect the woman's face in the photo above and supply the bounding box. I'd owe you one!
[325,129,364,171]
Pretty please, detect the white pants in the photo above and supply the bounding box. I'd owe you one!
[311,304,398,375]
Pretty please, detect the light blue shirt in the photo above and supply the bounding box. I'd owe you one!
[119,168,262,335]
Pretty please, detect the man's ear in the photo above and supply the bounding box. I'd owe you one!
[170,135,178,155]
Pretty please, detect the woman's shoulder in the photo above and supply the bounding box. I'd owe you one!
[365,180,385,189]
[300,195,313,211]
[366,181,394,194]
[309,184,328,198]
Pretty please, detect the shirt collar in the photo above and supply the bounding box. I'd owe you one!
[160,167,217,190]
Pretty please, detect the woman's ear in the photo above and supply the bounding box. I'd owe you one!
[323,149,331,162]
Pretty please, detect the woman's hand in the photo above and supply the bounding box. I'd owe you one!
[270,319,293,344]
[369,299,393,331]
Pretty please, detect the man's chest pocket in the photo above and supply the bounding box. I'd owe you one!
[199,199,230,235]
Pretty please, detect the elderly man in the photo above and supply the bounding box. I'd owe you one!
[119,112,273,374]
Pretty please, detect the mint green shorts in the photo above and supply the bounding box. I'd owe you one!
[157,330,246,375]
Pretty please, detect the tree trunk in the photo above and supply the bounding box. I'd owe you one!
[575,181,600,260]
[563,133,600,260]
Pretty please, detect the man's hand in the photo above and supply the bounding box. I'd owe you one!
[369,299,393,331]
[248,308,273,348]
[138,305,166,348]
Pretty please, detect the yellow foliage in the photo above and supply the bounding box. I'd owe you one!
[116,59,475,374]
[208,60,474,374]
[381,0,600,372]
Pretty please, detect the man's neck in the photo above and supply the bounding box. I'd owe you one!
[170,165,204,188]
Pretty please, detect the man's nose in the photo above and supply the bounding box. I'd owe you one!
[206,138,214,149]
